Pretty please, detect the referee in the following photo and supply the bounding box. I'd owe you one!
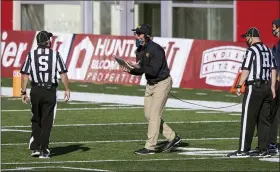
[20,30,70,158]
[227,27,277,158]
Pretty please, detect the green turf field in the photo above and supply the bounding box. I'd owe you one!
[1,79,279,171]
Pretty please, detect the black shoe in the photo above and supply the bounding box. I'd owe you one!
[257,150,271,158]
[30,150,40,157]
[39,149,50,158]
[134,148,155,155]
[249,147,260,157]
[227,151,249,158]
[162,135,181,152]
[269,143,279,155]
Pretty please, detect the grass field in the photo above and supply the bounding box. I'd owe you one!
[1,79,279,171]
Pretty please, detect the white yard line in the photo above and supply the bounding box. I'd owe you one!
[101,104,135,107]
[78,85,89,88]
[2,120,240,128]
[1,107,143,112]
[7,98,22,100]
[1,166,111,172]
[165,108,191,111]
[195,93,208,96]
[230,113,241,116]
[1,157,229,165]
[105,87,118,90]
[196,111,224,114]
[1,107,236,113]
[225,95,238,98]
[1,87,242,112]
[68,102,98,105]
[1,129,31,133]
[1,138,240,146]
[259,158,280,163]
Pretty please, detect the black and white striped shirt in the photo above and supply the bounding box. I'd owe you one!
[20,47,68,85]
[241,42,277,81]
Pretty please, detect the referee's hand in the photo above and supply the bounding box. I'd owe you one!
[271,87,276,99]
[64,90,70,102]
[235,88,242,96]
[21,94,29,104]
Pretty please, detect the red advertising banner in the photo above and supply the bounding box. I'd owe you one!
[66,34,142,85]
[180,40,248,91]
[1,31,36,78]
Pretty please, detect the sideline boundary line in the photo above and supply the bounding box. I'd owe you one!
[1,120,240,128]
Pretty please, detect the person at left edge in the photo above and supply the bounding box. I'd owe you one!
[121,24,181,155]
[20,30,70,158]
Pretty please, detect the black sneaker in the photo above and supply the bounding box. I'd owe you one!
[249,147,260,157]
[39,149,50,158]
[257,150,271,158]
[269,143,279,155]
[134,148,155,155]
[162,135,181,152]
[30,150,40,157]
[227,151,249,158]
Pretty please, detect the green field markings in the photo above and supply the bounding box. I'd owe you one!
[1,140,278,171]
[1,122,243,144]
[1,107,241,126]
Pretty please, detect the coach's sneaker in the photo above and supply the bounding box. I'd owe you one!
[39,149,50,158]
[162,135,181,153]
[257,150,271,158]
[30,150,40,157]
[269,143,279,155]
[227,151,249,158]
[134,148,155,155]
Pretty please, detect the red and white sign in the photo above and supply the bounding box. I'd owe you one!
[180,40,247,91]
[1,31,36,77]
[66,34,141,85]
[140,38,193,88]
[1,30,257,92]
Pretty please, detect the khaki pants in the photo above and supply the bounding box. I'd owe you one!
[144,76,176,150]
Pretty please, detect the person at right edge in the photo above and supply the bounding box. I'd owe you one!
[269,19,280,155]
[227,27,277,158]
[122,24,181,155]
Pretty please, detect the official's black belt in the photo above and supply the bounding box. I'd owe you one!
[246,80,269,85]
[31,82,58,88]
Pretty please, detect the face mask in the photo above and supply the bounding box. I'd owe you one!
[139,38,145,46]
[135,39,140,47]
[272,29,279,37]
[246,38,252,47]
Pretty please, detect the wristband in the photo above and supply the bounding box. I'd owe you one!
[236,85,242,89]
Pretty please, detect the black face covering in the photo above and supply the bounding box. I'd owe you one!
[272,29,279,37]
[136,39,141,47]
[246,38,252,47]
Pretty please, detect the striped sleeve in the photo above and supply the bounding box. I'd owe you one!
[20,53,31,75]
[56,52,68,74]
[241,49,254,70]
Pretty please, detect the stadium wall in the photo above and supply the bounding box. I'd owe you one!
[2,30,269,92]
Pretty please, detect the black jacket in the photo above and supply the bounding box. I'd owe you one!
[130,40,170,85]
